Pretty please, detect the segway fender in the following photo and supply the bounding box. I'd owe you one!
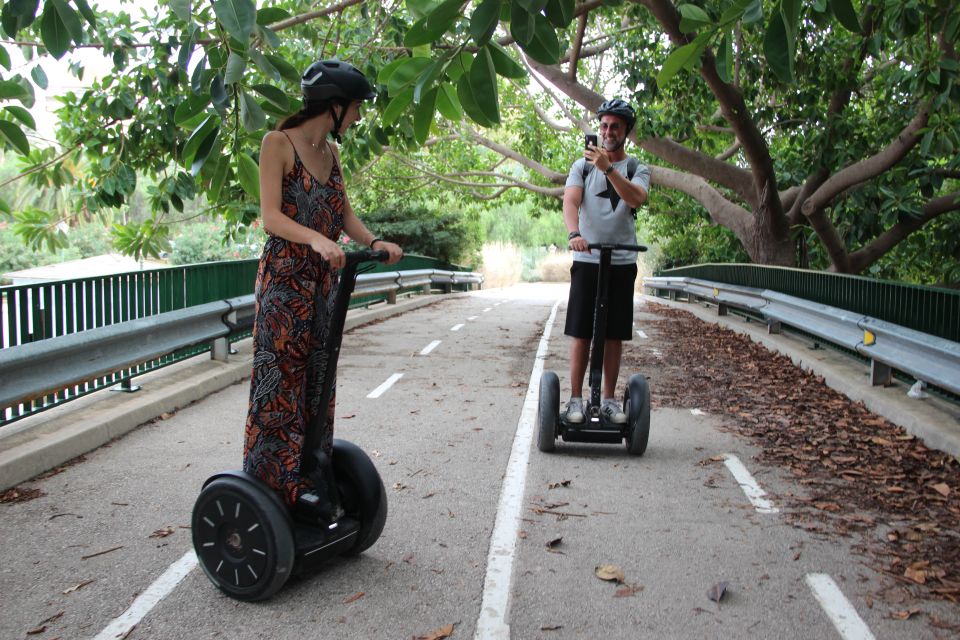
[332,439,388,554]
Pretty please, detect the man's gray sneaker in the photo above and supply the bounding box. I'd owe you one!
[601,398,627,424]
[564,397,585,423]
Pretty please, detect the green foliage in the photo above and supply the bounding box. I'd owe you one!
[481,200,567,248]
[168,221,263,265]
[359,197,482,265]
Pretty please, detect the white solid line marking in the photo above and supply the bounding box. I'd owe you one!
[420,340,442,355]
[690,408,706,416]
[806,574,877,640]
[723,454,779,513]
[474,299,561,640]
[451,323,465,332]
[637,330,648,339]
[467,316,478,321]
[367,373,403,398]
[482,307,492,312]
[93,551,197,640]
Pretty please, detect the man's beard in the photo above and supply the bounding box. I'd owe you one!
[604,137,625,152]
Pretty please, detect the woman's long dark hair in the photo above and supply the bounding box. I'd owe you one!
[277,98,346,130]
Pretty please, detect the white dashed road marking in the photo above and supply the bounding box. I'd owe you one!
[367,373,403,398]
[451,323,465,332]
[474,299,561,639]
[420,340,442,355]
[723,454,779,514]
[806,573,877,640]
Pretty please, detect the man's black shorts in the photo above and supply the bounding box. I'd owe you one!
[564,261,638,340]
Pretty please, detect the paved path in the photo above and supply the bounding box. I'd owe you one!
[1,284,957,640]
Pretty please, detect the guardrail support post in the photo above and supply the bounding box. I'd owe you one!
[768,320,782,334]
[870,360,893,387]
[212,310,237,362]
[112,377,141,393]
[718,303,728,316]
[387,290,397,305]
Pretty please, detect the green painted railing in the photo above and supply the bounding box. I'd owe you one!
[654,264,960,343]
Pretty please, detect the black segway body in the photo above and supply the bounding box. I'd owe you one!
[538,243,652,455]
[192,250,389,601]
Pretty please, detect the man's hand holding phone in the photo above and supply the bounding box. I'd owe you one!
[583,133,610,171]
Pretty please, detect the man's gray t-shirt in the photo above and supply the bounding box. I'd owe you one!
[565,157,651,265]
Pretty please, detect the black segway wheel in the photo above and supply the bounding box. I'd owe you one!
[331,439,387,555]
[537,370,560,452]
[624,374,651,456]
[192,473,295,601]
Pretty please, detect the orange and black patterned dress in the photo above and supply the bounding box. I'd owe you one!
[243,135,345,507]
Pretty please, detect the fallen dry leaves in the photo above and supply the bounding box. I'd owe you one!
[627,303,960,605]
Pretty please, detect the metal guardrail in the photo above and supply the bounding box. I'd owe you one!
[644,276,960,397]
[0,268,483,426]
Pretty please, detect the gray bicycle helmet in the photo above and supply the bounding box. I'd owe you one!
[597,99,636,134]
[301,59,376,103]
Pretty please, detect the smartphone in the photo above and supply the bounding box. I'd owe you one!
[584,134,598,149]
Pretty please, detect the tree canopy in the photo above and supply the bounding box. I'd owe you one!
[0,0,957,282]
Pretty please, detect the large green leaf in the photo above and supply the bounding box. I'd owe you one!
[414,58,445,104]
[545,0,575,28]
[51,0,82,42]
[678,3,712,32]
[716,31,733,84]
[404,0,464,47]
[781,0,802,37]
[0,79,28,100]
[190,126,220,176]
[257,7,291,25]
[170,0,192,22]
[387,57,434,95]
[4,105,36,129]
[174,93,211,125]
[72,0,96,26]
[236,152,260,200]
[240,90,266,132]
[0,119,29,155]
[435,82,463,120]
[829,0,860,33]
[248,49,280,84]
[656,34,708,86]
[378,58,408,85]
[469,46,500,124]
[763,11,794,82]
[212,0,256,44]
[457,72,494,127]
[381,87,414,127]
[469,0,500,45]
[264,53,300,83]
[516,13,561,65]
[224,52,247,84]
[743,0,764,23]
[251,83,289,111]
[30,64,47,89]
[510,1,536,46]
[1,0,39,38]
[414,87,438,144]
[182,114,220,167]
[0,47,9,70]
[39,1,74,59]
[489,41,525,78]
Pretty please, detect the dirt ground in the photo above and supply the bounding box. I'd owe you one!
[624,301,960,632]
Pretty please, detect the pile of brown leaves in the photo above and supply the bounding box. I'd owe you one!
[626,303,960,604]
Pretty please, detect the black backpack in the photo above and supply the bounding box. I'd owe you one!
[582,157,641,219]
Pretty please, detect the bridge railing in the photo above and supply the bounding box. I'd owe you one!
[643,275,960,398]
[0,262,481,427]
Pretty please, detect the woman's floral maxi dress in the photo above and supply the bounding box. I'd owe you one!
[243,138,344,506]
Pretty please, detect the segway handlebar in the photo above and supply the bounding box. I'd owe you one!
[586,242,648,252]
[343,249,390,267]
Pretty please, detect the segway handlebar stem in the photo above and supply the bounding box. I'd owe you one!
[343,249,389,267]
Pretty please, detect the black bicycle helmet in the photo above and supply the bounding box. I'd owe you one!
[301,59,376,103]
[596,99,636,134]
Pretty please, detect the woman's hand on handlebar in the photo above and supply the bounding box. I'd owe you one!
[374,240,404,265]
[310,234,346,268]
[569,235,589,252]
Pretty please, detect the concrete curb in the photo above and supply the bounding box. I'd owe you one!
[641,294,960,458]
[0,293,452,491]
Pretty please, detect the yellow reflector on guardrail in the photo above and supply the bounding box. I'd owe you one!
[863,330,876,346]
[713,287,719,297]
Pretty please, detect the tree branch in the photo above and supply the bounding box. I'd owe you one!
[801,102,932,216]
[466,129,567,185]
[847,191,960,273]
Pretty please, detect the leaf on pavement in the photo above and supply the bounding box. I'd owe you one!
[548,480,571,489]
[416,623,455,640]
[545,537,563,553]
[707,581,729,602]
[63,579,94,594]
[343,591,364,604]
[614,583,644,598]
[813,502,841,512]
[889,607,922,620]
[150,527,175,538]
[931,483,950,497]
[595,564,625,583]
[540,624,563,631]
